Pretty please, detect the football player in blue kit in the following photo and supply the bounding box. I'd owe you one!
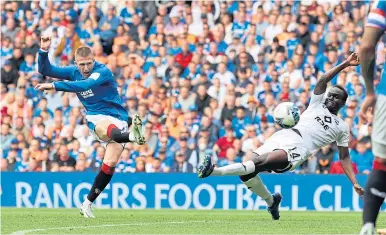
[35,36,145,218]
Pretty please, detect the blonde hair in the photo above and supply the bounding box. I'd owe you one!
[75,46,94,59]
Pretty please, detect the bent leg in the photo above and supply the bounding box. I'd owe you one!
[211,150,290,177]
[95,120,135,143]
[239,150,289,204]
[249,150,291,173]
[239,150,289,220]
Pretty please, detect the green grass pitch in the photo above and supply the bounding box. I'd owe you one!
[1,208,385,234]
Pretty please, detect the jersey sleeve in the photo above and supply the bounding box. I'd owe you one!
[308,91,325,108]
[366,0,386,30]
[53,70,110,92]
[336,124,350,147]
[38,49,76,80]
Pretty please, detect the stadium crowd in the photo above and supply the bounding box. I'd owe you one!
[0,0,382,174]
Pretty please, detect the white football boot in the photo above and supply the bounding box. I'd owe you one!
[80,201,95,218]
[133,114,145,145]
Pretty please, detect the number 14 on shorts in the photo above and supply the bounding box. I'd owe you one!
[288,147,301,160]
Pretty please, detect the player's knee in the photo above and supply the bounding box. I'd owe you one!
[95,122,112,142]
[103,159,118,168]
[360,41,375,53]
[250,152,264,165]
[239,173,257,182]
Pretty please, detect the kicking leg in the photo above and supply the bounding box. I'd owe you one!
[198,154,255,178]
[360,158,386,235]
[80,141,123,218]
[95,114,145,145]
[198,150,289,177]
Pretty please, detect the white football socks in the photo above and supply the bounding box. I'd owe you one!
[83,198,92,207]
[211,160,255,176]
[244,175,274,207]
[359,223,375,235]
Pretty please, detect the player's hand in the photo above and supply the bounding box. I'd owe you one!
[35,83,55,91]
[345,52,360,66]
[354,183,365,197]
[40,36,51,51]
[359,93,377,124]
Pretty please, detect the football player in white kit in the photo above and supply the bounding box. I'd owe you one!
[359,1,386,234]
[198,53,364,220]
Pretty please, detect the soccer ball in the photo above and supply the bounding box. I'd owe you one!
[273,102,300,129]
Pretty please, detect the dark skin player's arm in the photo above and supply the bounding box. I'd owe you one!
[314,53,359,95]
[338,146,364,196]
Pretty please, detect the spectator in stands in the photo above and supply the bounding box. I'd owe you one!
[1,59,19,88]
[54,25,81,60]
[214,126,235,159]
[315,145,335,174]
[55,145,76,172]
[351,140,374,175]
[330,160,359,174]
[0,0,376,174]
[1,158,9,171]
[171,151,194,173]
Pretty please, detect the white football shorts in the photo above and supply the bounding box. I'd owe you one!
[253,129,311,171]
[372,94,386,159]
[86,114,128,147]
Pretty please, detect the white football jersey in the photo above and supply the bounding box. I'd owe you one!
[294,92,350,154]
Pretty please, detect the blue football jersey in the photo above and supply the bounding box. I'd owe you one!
[38,49,129,122]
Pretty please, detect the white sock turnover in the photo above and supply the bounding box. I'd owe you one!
[211,160,255,176]
[129,132,135,142]
[83,198,92,207]
[244,175,274,207]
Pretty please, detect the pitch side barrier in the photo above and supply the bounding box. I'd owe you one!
[2,172,383,211]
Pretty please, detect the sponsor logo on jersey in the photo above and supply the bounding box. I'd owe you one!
[89,72,100,80]
[315,116,332,130]
[79,89,94,98]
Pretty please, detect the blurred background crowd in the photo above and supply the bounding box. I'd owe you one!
[1,0,382,174]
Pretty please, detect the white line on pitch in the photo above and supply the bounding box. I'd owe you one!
[10,220,208,235]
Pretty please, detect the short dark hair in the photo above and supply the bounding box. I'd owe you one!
[333,85,348,103]
[75,46,93,58]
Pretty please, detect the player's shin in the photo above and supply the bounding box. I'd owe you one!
[86,162,115,205]
[240,174,274,206]
[107,124,135,143]
[211,161,255,176]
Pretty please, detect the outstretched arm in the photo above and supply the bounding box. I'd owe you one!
[38,36,76,80]
[53,73,107,92]
[313,52,360,95]
[38,49,76,80]
[338,146,365,196]
[35,71,109,93]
